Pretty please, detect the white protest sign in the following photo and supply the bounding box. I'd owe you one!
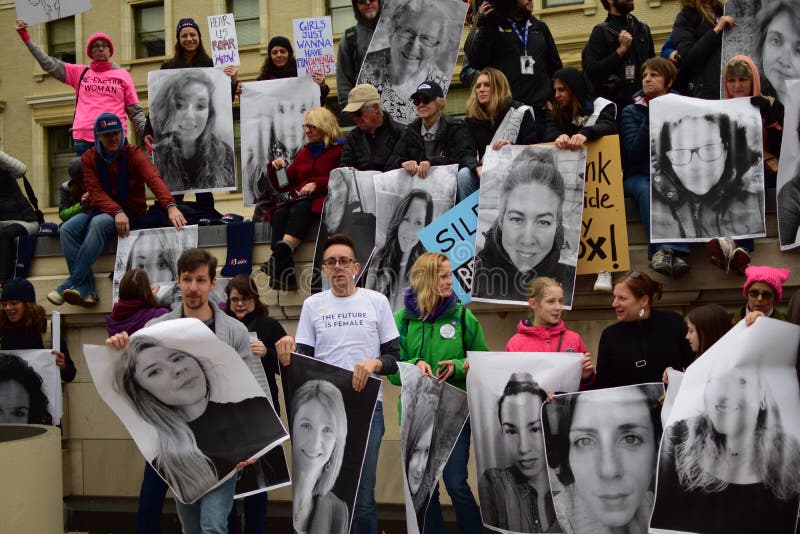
[292,16,335,77]
[207,13,240,67]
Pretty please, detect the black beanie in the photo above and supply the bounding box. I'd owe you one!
[1,277,36,303]
[176,18,201,40]
[268,36,293,56]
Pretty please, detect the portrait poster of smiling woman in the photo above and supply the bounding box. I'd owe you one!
[466,350,582,533]
[650,317,800,534]
[648,94,766,242]
[472,145,585,309]
[84,318,289,504]
[147,67,236,194]
[281,352,381,534]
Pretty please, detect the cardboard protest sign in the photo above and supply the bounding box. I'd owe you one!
[777,79,800,250]
[418,190,479,304]
[15,0,90,26]
[576,135,629,275]
[293,17,335,76]
[650,318,800,534]
[0,350,62,425]
[84,318,289,503]
[207,13,240,67]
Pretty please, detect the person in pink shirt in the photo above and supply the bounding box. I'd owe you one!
[15,19,146,156]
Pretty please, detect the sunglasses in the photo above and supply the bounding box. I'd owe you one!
[748,289,774,300]
[350,108,365,118]
[412,95,433,106]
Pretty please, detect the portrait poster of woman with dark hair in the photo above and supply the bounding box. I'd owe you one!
[466,351,583,533]
[650,317,800,534]
[776,78,800,250]
[649,94,766,243]
[0,350,61,425]
[472,145,585,309]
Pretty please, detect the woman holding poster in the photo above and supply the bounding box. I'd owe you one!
[255,36,330,105]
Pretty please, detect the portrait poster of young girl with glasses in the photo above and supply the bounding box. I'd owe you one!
[649,94,766,242]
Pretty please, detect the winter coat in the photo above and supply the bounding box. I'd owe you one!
[0,171,38,224]
[543,99,618,143]
[671,6,723,99]
[233,310,287,412]
[335,0,381,105]
[619,90,651,179]
[778,175,800,247]
[465,100,539,161]
[106,299,170,336]
[387,117,479,172]
[339,114,404,171]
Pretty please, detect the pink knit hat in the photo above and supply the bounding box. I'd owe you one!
[86,32,114,58]
[743,265,791,301]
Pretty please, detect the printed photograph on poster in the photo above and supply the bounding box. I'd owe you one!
[776,79,800,250]
[466,351,583,534]
[311,168,379,293]
[281,353,381,534]
[542,383,664,534]
[356,0,468,124]
[0,350,61,425]
[650,318,800,534]
[83,318,289,504]
[240,78,321,206]
[366,165,457,310]
[721,0,799,103]
[399,363,469,534]
[649,94,765,243]
[293,17,336,76]
[112,226,199,307]
[207,13,240,67]
[148,68,236,194]
[234,444,291,499]
[472,145,585,309]
[15,0,91,26]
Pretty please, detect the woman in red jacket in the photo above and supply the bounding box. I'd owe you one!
[505,276,595,388]
[264,106,343,291]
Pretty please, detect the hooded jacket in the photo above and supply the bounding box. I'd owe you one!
[336,0,382,105]
[543,67,618,142]
[620,90,653,178]
[105,299,170,336]
[671,5,723,99]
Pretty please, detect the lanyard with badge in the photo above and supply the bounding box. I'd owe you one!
[509,19,534,75]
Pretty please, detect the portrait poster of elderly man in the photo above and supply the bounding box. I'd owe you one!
[281,352,381,534]
[650,317,800,534]
[776,79,800,250]
[542,383,665,534]
[0,350,62,425]
[472,145,585,308]
[366,165,457,310]
[84,318,289,504]
[356,0,468,125]
[147,68,236,194]
[648,94,766,243]
[466,350,583,534]
[398,362,470,534]
[240,77,321,206]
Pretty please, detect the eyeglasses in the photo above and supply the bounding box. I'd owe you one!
[412,95,433,106]
[229,296,254,305]
[350,108,365,118]
[665,143,725,166]
[748,289,774,300]
[92,42,110,50]
[322,257,355,268]
[396,27,440,48]
[302,123,318,130]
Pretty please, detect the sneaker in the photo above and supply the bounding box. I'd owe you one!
[47,290,65,306]
[593,270,612,293]
[706,237,735,272]
[62,288,97,307]
[671,254,690,279]
[729,247,751,276]
[649,248,674,277]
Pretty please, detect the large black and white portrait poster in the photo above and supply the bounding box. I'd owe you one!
[240,77,320,206]
[649,94,766,243]
[311,168,379,293]
[721,0,799,103]
[650,318,800,534]
[148,68,236,194]
[399,362,469,534]
[112,226,199,307]
[777,78,800,250]
[14,0,91,26]
[542,383,664,534]
[472,145,584,309]
[356,0,468,125]
[366,165,457,310]
[467,351,583,533]
[0,350,61,426]
[282,353,381,534]
[84,318,289,504]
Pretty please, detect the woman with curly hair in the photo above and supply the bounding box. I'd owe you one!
[254,36,330,106]
[0,352,53,424]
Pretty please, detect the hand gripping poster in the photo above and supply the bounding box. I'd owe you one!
[467,350,583,533]
[84,318,289,503]
[650,317,800,534]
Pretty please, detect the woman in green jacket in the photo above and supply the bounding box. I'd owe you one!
[392,252,487,533]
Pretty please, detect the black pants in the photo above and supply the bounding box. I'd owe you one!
[269,199,314,247]
[0,223,28,282]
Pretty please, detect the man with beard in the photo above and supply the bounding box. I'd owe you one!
[467,0,562,137]
[582,0,654,114]
[337,0,381,106]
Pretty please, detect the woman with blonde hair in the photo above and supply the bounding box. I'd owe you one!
[390,252,487,533]
[262,106,343,291]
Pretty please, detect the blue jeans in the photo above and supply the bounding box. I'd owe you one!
[175,475,236,534]
[57,211,115,298]
[74,139,94,156]
[136,462,169,534]
[456,167,479,204]
[353,401,384,534]
[623,174,690,258]
[423,421,482,534]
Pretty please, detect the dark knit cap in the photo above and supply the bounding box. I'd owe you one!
[176,18,201,40]
[268,36,293,55]
[1,278,36,303]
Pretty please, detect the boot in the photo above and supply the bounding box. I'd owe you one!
[269,241,297,291]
